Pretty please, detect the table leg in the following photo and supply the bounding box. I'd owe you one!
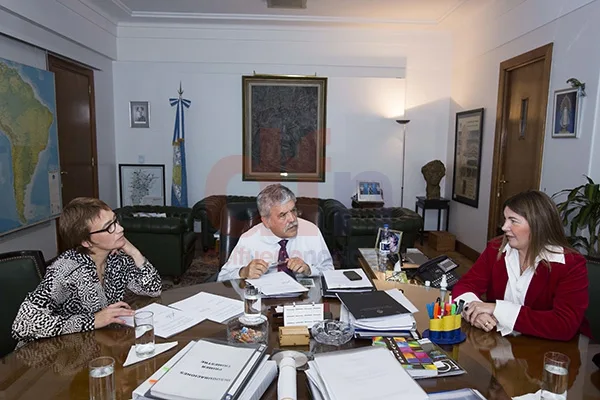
[446,207,450,231]
[437,210,441,231]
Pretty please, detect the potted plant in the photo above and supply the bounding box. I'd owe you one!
[554,175,600,260]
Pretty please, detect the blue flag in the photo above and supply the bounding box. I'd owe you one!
[170,86,191,207]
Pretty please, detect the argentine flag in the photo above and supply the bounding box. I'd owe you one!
[170,87,191,207]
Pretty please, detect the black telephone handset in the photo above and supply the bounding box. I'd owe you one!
[414,255,460,288]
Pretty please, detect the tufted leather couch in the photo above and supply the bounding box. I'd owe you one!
[193,195,344,252]
[193,195,423,268]
[218,201,323,266]
[114,206,196,281]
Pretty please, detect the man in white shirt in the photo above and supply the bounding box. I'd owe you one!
[217,184,334,281]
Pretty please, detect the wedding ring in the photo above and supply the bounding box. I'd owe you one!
[484,321,490,327]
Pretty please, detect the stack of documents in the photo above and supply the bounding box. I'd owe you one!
[123,303,205,338]
[339,289,419,338]
[246,271,308,297]
[133,339,271,400]
[321,268,374,298]
[170,292,243,323]
[305,346,428,400]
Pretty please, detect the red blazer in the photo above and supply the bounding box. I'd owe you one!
[452,239,590,341]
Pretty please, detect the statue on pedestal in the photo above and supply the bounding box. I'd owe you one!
[421,160,446,200]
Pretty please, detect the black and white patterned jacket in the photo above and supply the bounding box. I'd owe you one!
[12,249,162,346]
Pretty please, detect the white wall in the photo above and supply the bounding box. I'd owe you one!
[0,2,117,259]
[447,0,600,252]
[114,25,452,221]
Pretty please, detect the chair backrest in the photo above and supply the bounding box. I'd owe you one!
[219,202,324,267]
[0,250,45,357]
[587,259,600,340]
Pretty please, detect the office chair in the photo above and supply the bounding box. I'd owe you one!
[0,250,46,357]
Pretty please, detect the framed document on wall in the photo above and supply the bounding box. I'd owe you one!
[452,108,484,208]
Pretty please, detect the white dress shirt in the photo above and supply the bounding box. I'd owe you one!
[217,218,334,281]
[454,244,565,336]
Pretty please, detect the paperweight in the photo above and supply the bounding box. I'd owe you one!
[227,315,269,344]
[311,320,354,346]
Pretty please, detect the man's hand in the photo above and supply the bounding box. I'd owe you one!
[240,259,269,279]
[463,301,496,325]
[94,301,134,329]
[286,257,311,275]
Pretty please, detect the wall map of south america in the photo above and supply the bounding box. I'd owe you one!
[0,57,61,235]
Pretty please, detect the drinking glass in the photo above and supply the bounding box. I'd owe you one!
[89,356,115,400]
[244,285,262,321]
[134,311,155,357]
[541,351,570,400]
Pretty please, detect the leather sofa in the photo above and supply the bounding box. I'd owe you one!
[193,195,423,268]
[114,206,196,282]
[193,195,344,252]
[218,201,323,266]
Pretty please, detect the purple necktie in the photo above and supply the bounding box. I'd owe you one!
[278,239,295,278]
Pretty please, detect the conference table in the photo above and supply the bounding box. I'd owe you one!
[1,279,599,400]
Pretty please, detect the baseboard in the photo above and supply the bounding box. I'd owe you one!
[456,240,480,262]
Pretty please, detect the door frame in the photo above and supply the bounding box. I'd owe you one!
[487,43,553,240]
[47,54,99,198]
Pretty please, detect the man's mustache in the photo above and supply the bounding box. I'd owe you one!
[284,221,298,232]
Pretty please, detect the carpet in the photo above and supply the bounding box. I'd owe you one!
[161,250,220,292]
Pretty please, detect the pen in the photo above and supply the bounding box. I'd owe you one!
[456,299,465,314]
[451,304,456,315]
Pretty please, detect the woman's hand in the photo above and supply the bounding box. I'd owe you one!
[114,238,145,267]
[94,301,134,329]
[473,313,498,332]
[463,301,496,324]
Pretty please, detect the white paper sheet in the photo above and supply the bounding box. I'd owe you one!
[340,305,416,331]
[246,272,309,296]
[123,303,205,338]
[313,347,428,400]
[384,288,419,314]
[170,292,244,323]
[123,342,179,367]
[322,269,373,289]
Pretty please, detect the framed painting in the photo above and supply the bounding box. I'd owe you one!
[242,75,327,182]
[119,164,165,206]
[452,108,484,208]
[552,87,580,138]
[130,101,150,128]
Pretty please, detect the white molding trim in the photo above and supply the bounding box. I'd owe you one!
[110,0,133,15]
[59,0,119,32]
[436,0,468,24]
[128,11,438,26]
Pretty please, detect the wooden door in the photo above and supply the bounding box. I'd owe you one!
[487,44,553,239]
[48,55,98,251]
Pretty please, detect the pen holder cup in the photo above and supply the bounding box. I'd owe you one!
[425,315,465,345]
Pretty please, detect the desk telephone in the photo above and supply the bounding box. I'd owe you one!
[410,255,460,288]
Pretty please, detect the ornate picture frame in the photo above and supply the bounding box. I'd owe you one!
[242,75,327,182]
[119,164,165,206]
[452,108,484,208]
[552,87,580,138]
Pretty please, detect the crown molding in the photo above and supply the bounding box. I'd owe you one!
[128,11,439,26]
[110,0,133,15]
[72,0,119,28]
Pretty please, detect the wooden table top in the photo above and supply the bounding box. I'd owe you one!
[1,280,599,400]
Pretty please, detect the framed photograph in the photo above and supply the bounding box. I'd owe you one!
[452,108,484,208]
[357,181,383,202]
[242,75,327,182]
[119,164,165,206]
[130,101,150,128]
[552,88,580,138]
[374,228,403,255]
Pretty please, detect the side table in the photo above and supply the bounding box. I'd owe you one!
[351,200,384,209]
[415,196,450,245]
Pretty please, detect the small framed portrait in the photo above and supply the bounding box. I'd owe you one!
[357,181,383,202]
[130,101,150,128]
[374,228,403,255]
[552,88,580,138]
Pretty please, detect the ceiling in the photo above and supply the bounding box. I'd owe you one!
[83,0,472,27]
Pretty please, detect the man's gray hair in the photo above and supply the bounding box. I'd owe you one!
[257,184,296,217]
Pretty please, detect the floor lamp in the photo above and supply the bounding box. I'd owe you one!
[396,119,410,207]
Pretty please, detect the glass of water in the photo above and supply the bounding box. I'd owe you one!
[243,285,262,321]
[134,311,155,357]
[89,356,115,400]
[541,351,570,400]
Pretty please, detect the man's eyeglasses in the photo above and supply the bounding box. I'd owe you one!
[277,207,301,221]
[90,215,121,235]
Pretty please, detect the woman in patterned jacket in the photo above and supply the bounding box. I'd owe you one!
[12,197,162,347]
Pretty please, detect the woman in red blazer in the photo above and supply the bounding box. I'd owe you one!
[453,190,590,341]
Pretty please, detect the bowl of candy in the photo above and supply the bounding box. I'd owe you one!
[226,315,269,344]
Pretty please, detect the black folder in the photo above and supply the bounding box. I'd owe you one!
[337,291,410,319]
